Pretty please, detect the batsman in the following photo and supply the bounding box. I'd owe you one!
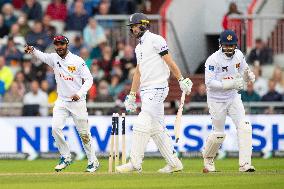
[203,30,256,173]
[116,13,192,173]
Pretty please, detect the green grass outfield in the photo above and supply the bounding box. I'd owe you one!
[0,158,283,189]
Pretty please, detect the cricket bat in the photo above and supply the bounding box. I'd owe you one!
[174,92,186,143]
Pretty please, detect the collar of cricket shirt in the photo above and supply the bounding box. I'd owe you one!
[139,30,149,44]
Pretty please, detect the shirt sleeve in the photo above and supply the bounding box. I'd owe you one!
[239,53,249,74]
[32,49,54,68]
[76,60,93,97]
[153,35,169,55]
[135,47,140,65]
[205,56,223,89]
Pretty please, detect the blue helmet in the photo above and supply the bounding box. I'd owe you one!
[127,13,150,38]
[219,30,238,57]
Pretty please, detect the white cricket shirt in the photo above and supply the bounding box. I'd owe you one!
[205,49,248,102]
[135,30,170,88]
[33,49,93,101]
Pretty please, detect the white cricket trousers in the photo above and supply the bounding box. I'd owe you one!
[130,85,180,169]
[207,95,253,166]
[52,98,97,164]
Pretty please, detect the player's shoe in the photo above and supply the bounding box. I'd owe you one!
[203,157,216,173]
[158,159,183,173]
[115,162,142,173]
[86,160,100,173]
[239,163,256,172]
[54,157,72,172]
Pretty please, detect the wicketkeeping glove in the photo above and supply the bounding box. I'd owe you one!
[179,77,193,95]
[222,74,244,90]
[124,92,137,113]
[243,67,255,83]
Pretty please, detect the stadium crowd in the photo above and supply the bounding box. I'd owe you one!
[0,0,283,116]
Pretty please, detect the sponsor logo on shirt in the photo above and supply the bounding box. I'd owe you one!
[160,45,168,51]
[57,62,61,67]
[222,66,228,72]
[68,66,76,73]
[59,73,74,81]
[209,65,214,71]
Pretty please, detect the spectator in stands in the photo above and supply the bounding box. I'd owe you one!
[40,80,49,93]
[9,23,26,47]
[241,82,260,102]
[14,71,26,96]
[26,21,51,51]
[90,60,105,84]
[112,39,125,60]
[0,14,9,38]
[97,45,113,79]
[0,81,23,116]
[17,14,30,37]
[80,47,93,68]
[110,0,136,14]
[95,79,114,102]
[191,83,207,102]
[261,79,282,101]
[1,3,17,28]
[66,1,89,32]
[0,1,12,10]
[252,65,268,97]
[247,38,273,65]
[11,0,24,9]
[69,35,87,56]
[69,0,100,17]
[0,36,23,66]
[0,56,14,96]
[42,15,56,41]
[23,80,48,116]
[222,2,242,30]
[21,0,42,21]
[45,0,67,21]
[97,1,114,35]
[44,66,56,91]
[83,17,106,51]
[21,54,37,82]
[271,65,284,94]
[120,45,136,80]
[109,74,124,98]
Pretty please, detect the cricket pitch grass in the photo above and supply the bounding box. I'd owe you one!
[0,158,283,189]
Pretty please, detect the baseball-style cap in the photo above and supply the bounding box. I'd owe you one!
[53,35,69,44]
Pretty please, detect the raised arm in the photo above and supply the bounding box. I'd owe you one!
[24,45,54,67]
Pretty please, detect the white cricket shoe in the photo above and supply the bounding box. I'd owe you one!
[239,163,256,172]
[158,160,183,173]
[203,157,216,173]
[115,162,141,173]
[54,157,72,172]
[86,160,100,173]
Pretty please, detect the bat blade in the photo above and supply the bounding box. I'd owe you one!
[174,92,186,143]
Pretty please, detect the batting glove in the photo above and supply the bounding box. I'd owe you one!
[222,74,244,90]
[124,92,137,113]
[178,77,193,95]
[243,67,255,83]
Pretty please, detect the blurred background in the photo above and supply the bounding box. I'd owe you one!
[0,0,283,159]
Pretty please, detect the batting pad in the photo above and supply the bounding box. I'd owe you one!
[130,130,150,169]
[203,132,226,158]
[237,120,252,166]
[152,130,178,167]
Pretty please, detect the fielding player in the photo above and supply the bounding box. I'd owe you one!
[203,30,256,172]
[116,13,193,173]
[24,36,99,172]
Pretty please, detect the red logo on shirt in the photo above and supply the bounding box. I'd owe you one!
[59,73,74,81]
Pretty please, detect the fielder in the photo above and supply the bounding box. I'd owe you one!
[24,36,99,172]
[116,13,192,173]
[203,30,256,172]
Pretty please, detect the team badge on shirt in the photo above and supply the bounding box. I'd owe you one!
[222,66,228,72]
[68,66,76,73]
[235,63,240,69]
